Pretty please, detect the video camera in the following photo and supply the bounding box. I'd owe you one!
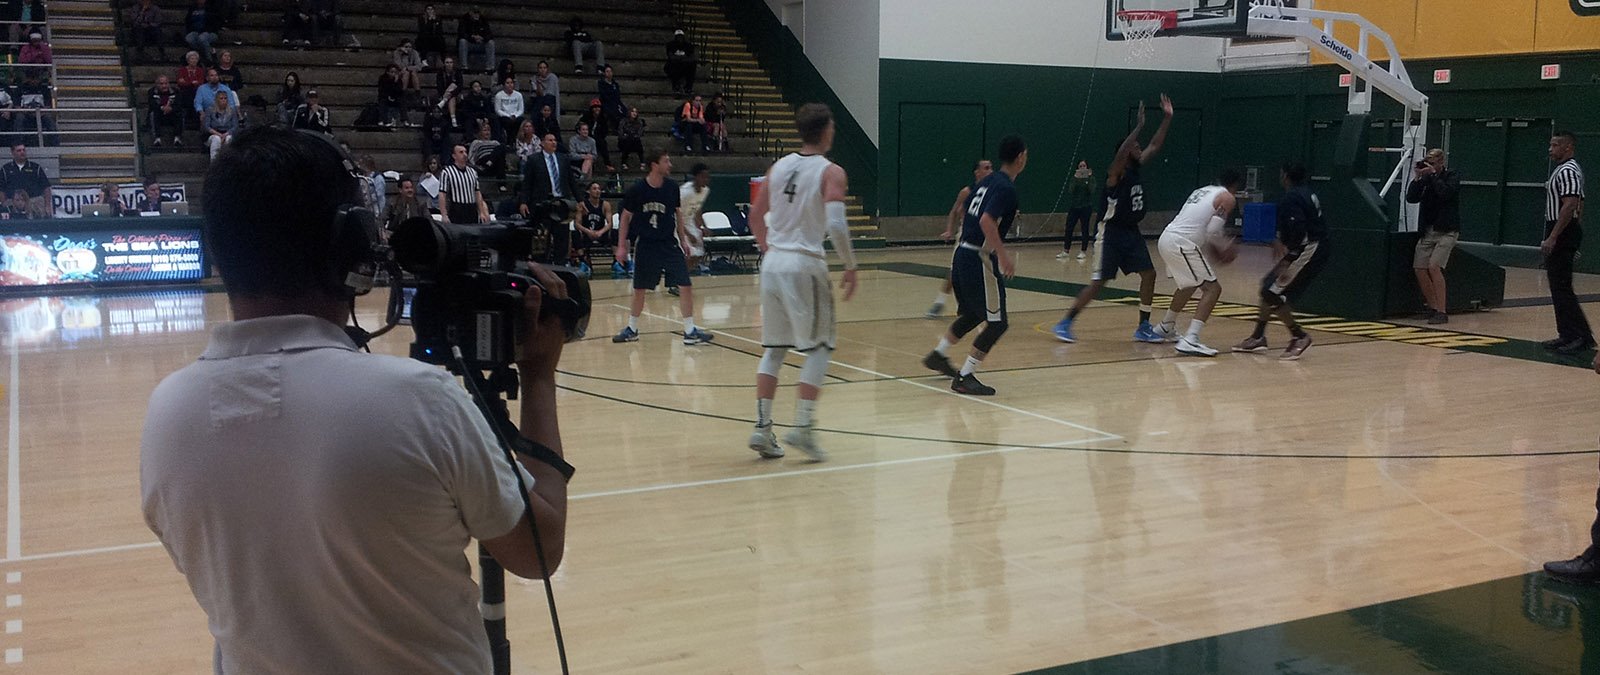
[387,198,591,369]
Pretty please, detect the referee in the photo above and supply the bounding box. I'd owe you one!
[438,144,489,224]
[1540,131,1592,355]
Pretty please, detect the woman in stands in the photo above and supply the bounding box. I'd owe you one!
[513,119,538,172]
[204,90,238,160]
[176,51,205,119]
[275,71,303,125]
[616,106,645,171]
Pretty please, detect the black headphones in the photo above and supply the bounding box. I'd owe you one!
[297,130,383,296]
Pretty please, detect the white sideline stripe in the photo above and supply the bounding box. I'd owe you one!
[623,306,1124,444]
[7,339,18,562]
[4,647,18,664]
[2,541,162,564]
[572,439,1091,501]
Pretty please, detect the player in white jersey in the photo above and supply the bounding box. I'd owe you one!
[678,163,712,282]
[1151,168,1244,356]
[745,103,859,462]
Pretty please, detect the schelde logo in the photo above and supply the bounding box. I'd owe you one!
[1575,0,1600,16]
[1319,34,1354,60]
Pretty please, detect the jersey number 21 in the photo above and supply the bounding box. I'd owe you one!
[966,187,989,218]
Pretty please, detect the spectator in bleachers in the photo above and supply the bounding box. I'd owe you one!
[0,0,21,46]
[128,0,167,63]
[0,144,49,217]
[492,76,523,141]
[511,118,536,172]
[214,51,243,92]
[291,89,330,134]
[275,71,303,124]
[616,105,645,170]
[392,39,422,93]
[5,190,29,218]
[565,17,604,75]
[148,75,184,147]
[305,0,339,47]
[597,65,624,127]
[567,122,596,182]
[96,182,130,217]
[0,88,15,145]
[466,120,504,179]
[578,98,612,173]
[193,68,237,115]
[418,155,441,211]
[706,92,728,153]
[378,64,406,128]
[177,51,204,109]
[665,29,697,94]
[456,8,495,74]
[421,110,450,165]
[204,90,238,159]
[435,56,464,127]
[184,0,220,64]
[382,176,426,235]
[457,79,491,136]
[532,103,561,147]
[415,5,446,68]
[17,31,50,79]
[17,0,43,45]
[677,94,708,155]
[360,155,384,212]
[134,177,164,212]
[281,0,314,47]
[14,71,54,146]
[494,59,516,91]
[530,60,559,118]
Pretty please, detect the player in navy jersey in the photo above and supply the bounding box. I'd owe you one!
[923,135,1027,396]
[1053,94,1174,344]
[611,149,714,345]
[1231,163,1329,360]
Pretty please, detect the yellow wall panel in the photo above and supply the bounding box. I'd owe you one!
[1415,0,1536,58]
[1535,0,1600,53]
[1315,0,1417,63]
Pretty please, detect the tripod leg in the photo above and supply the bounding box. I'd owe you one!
[480,544,511,675]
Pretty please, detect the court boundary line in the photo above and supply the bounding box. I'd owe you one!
[7,339,18,561]
[623,306,1125,444]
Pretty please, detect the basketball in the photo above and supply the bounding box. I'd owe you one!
[1206,238,1239,265]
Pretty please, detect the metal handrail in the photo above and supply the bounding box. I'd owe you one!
[5,106,139,150]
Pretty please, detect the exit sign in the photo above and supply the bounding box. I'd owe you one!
[1433,69,1452,84]
[1542,64,1562,80]
[1338,73,1353,87]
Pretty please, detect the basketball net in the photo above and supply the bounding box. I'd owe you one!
[1115,10,1175,61]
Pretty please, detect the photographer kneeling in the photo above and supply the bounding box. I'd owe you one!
[140,126,570,674]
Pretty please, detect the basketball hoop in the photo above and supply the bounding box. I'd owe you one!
[1116,9,1177,61]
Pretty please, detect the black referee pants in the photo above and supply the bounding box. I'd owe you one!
[447,201,478,224]
[1546,221,1593,344]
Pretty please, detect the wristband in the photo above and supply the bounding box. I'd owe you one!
[512,436,575,482]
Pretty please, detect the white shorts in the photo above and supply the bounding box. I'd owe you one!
[759,248,835,351]
[1158,231,1216,290]
[683,225,706,258]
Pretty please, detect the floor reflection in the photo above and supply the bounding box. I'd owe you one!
[0,289,212,348]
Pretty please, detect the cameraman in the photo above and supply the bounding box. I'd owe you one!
[141,127,570,673]
[1405,148,1460,324]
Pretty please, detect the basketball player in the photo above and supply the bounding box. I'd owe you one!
[1232,163,1328,360]
[922,135,1027,396]
[927,159,994,318]
[1151,168,1245,357]
[746,103,859,461]
[1053,95,1174,344]
[612,149,715,345]
[678,163,712,285]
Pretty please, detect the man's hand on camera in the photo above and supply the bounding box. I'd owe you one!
[516,264,569,378]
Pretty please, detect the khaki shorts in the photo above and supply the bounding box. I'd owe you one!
[1413,231,1458,269]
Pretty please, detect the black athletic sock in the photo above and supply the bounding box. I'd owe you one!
[1250,321,1267,340]
[1139,309,1151,324]
[1066,306,1082,321]
[1290,325,1308,339]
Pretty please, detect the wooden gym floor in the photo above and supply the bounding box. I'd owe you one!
[5,240,1600,673]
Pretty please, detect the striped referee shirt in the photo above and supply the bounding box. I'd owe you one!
[1547,158,1585,222]
[439,164,480,206]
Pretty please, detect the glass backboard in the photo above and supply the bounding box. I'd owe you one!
[1106,0,1252,41]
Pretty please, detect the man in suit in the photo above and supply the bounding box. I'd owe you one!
[521,132,580,263]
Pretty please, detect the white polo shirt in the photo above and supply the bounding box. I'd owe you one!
[141,314,532,674]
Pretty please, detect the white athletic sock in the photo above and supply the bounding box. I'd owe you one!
[795,399,816,427]
[756,398,773,427]
[627,315,638,331]
[1161,309,1178,328]
[1140,304,1153,315]
[933,292,949,305]
[683,317,696,333]
[1186,319,1205,341]
[959,355,981,377]
[935,336,954,356]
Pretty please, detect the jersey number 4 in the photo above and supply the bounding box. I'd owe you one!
[966,187,989,218]
[783,171,800,203]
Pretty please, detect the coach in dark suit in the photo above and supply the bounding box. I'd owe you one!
[520,132,581,263]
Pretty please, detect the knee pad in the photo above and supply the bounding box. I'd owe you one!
[797,348,832,387]
[1259,285,1285,307]
[757,348,785,378]
[972,319,1009,353]
[950,313,984,339]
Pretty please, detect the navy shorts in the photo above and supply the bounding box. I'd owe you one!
[633,239,692,290]
[1094,226,1154,281]
[950,247,1007,323]
[1262,239,1330,304]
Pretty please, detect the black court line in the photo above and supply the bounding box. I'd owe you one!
[1497,293,1600,308]
[561,384,1600,460]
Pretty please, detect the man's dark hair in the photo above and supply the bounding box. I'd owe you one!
[689,162,709,177]
[143,176,159,188]
[795,103,832,146]
[998,135,1026,165]
[1281,162,1309,186]
[647,148,670,168]
[203,126,361,299]
[1218,167,1245,190]
[1555,131,1578,148]
[398,177,414,189]
[973,159,989,171]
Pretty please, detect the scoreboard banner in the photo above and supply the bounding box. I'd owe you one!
[50,183,188,219]
[0,227,205,288]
